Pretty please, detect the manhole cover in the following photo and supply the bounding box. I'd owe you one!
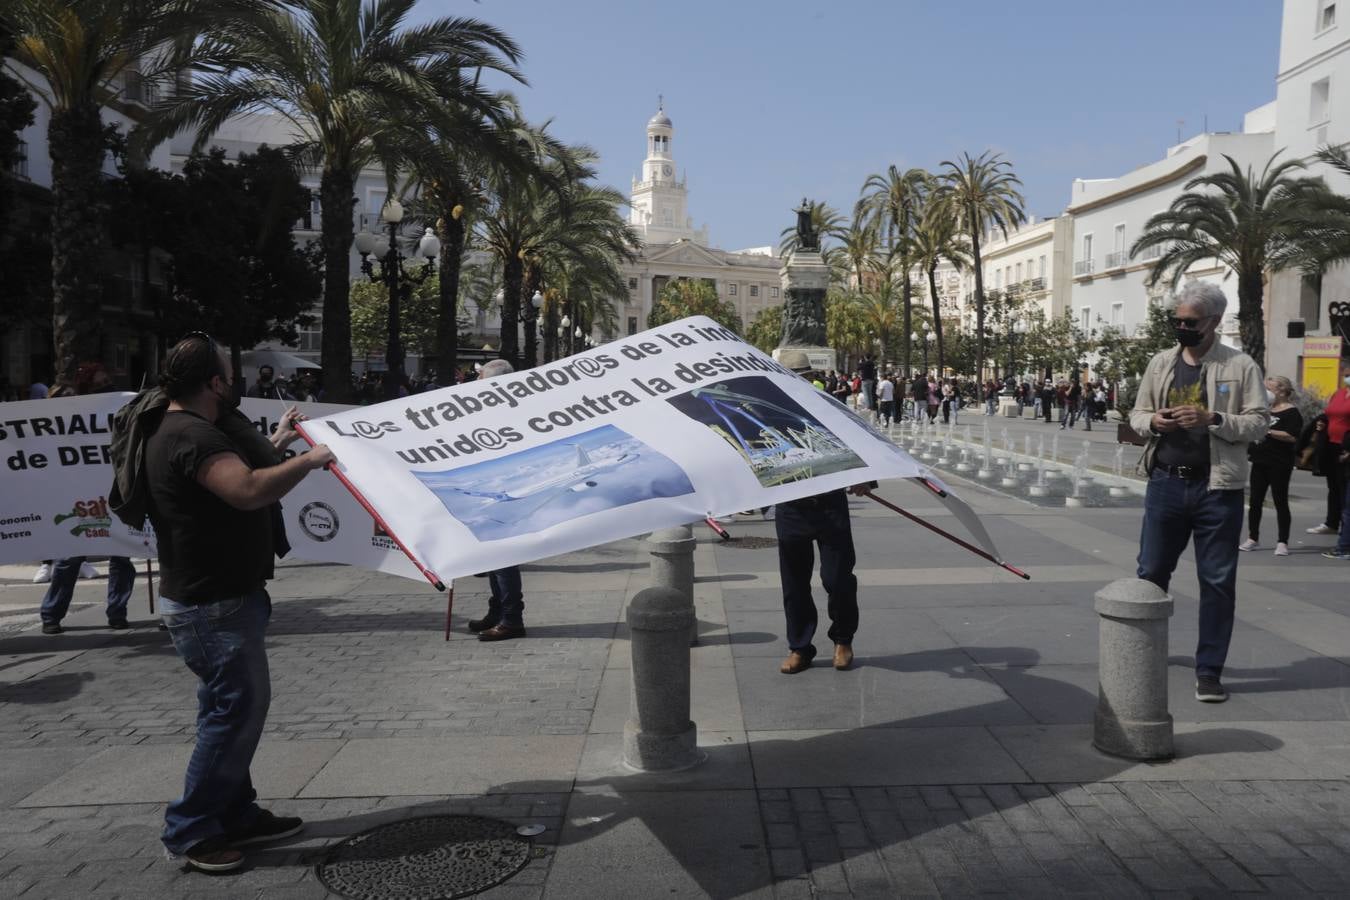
[316,815,532,900]
[724,536,778,549]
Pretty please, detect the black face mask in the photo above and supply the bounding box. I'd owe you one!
[1175,328,1204,348]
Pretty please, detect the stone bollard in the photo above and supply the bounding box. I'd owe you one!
[1093,578,1174,760]
[623,585,705,772]
[647,524,697,646]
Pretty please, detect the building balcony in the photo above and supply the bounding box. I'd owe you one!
[1140,243,1165,261]
[1028,277,1046,292]
[1104,251,1127,270]
[120,70,160,108]
[1073,259,1094,277]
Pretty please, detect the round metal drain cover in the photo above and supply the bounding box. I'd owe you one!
[316,815,532,900]
[725,536,778,549]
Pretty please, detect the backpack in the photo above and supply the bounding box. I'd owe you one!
[108,388,170,529]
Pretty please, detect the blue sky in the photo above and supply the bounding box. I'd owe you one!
[424,0,1282,250]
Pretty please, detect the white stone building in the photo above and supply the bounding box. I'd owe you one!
[1267,0,1350,385]
[616,102,781,337]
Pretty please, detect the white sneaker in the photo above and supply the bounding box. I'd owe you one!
[1274,542,1290,557]
[31,563,51,584]
[79,562,98,579]
[1307,524,1338,535]
[1238,539,1259,552]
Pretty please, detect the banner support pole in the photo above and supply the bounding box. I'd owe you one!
[862,490,1030,580]
[294,424,446,592]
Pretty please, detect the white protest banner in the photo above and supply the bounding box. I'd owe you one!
[0,394,417,579]
[300,315,999,586]
[0,394,154,560]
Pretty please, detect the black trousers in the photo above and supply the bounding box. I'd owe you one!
[1247,460,1293,543]
[1325,455,1347,530]
[774,491,858,655]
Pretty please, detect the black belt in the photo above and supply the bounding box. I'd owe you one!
[1154,462,1209,481]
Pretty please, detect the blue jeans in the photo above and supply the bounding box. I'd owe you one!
[159,588,272,855]
[1136,470,1243,677]
[41,556,134,625]
[489,567,524,628]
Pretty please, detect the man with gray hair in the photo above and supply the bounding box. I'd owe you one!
[468,358,527,641]
[1130,282,1268,703]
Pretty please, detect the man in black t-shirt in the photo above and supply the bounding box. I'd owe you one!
[143,334,333,873]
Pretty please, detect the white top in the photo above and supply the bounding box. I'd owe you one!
[878,379,895,401]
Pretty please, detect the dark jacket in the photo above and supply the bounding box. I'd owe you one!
[109,389,291,556]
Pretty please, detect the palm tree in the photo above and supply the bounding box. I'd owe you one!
[144,0,524,401]
[858,276,901,368]
[402,102,557,382]
[911,204,971,376]
[829,214,881,290]
[478,137,594,366]
[857,166,930,374]
[3,0,264,378]
[1131,153,1345,370]
[520,180,637,365]
[937,151,1026,380]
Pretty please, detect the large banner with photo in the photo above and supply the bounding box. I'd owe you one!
[0,395,418,580]
[299,316,962,585]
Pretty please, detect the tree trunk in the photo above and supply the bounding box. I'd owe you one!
[499,252,523,365]
[969,213,986,382]
[522,265,542,369]
[47,102,108,380]
[435,211,466,385]
[319,168,356,402]
[1237,267,1266,371]
[901,274,913,375]
[542,293,557,363]
[928,261,944,376]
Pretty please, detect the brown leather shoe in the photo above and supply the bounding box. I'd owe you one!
[779,651,812,674]
[467,614,500,633]
[833,644,853,670]
[478,624,526,642]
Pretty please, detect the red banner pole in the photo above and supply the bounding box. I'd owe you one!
[294,424,446,592]
[862,490,1030,580]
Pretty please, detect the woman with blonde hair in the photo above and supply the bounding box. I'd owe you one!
[1240,374,1302,556]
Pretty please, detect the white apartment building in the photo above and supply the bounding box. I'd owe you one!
[1064,118,1275,350]
[957,215,1073,330]
[1267,0,1350,386]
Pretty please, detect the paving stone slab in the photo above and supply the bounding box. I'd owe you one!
[298,736,586,797]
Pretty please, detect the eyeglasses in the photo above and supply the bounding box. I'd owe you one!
[1169,316,1207,329]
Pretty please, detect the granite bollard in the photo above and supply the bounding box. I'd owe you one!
[647,524,697,646]
[623,585,704,772]
[1092,578,1174,760]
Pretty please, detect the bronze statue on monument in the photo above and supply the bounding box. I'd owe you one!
[778,198,827,349]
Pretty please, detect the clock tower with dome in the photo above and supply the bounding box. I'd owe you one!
[629,98,709,246]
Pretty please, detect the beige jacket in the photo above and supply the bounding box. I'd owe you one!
[1129,342,1269,490]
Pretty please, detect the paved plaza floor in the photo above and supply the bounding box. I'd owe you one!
[1,456,1349,898]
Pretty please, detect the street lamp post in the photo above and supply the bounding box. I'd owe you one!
[923,329,934,375]
[354,198,439,399]
[1008,318,1027,384]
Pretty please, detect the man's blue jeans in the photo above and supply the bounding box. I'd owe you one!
[1136,470,1243,677]
[41,556,134,625]
[159,588,272,855]
[489,567,524,628]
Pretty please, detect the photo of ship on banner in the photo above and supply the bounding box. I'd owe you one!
[299,316,1016,586]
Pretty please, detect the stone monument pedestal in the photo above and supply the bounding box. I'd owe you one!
[774,243,834,373]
